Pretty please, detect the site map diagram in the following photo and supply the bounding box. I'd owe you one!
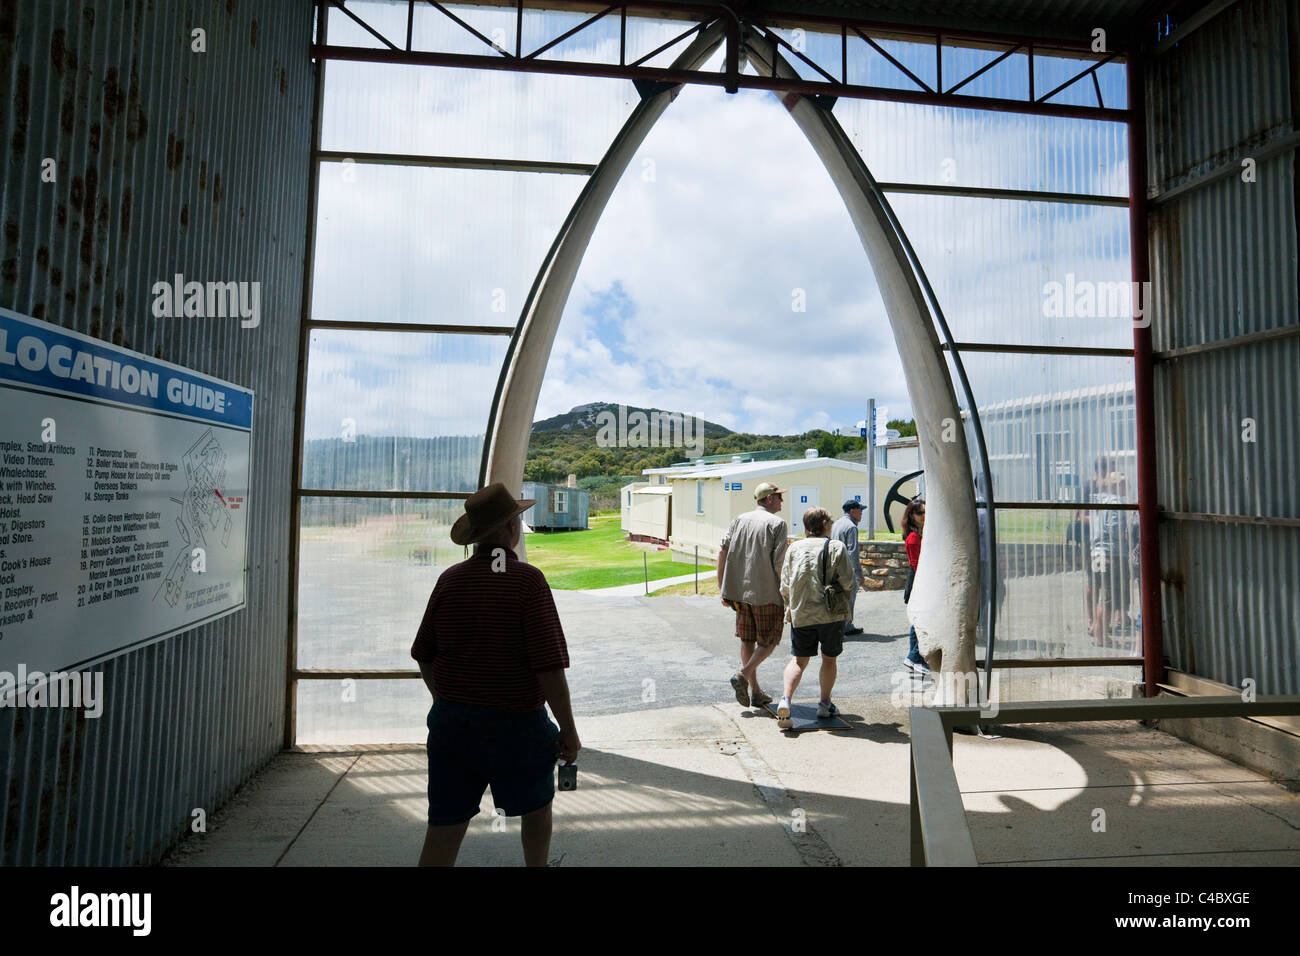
[156,429,236,608]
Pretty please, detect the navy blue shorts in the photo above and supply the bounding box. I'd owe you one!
[425,698,560,826]
[790,621,844,658]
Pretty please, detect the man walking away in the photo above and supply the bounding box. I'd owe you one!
[831,499,866,635]
[717,482,790,709]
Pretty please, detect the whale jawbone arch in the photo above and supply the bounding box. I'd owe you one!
[486,27,981,702]
[740,33,980,703]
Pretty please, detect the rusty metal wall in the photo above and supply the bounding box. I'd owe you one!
[1147,0,1300,695]
[0,0,313,864]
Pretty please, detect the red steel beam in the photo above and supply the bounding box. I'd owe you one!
[312,42,1130,120]
[1126,46,1165,696]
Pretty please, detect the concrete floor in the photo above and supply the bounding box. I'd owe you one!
[165,589,1300,867]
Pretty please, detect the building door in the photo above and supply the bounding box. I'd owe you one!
[1034,430,1074,501]
[788,485,819,536]
[841,484,867,509]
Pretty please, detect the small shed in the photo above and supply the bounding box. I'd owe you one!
[521,481,589,531]
[620,482,672,544]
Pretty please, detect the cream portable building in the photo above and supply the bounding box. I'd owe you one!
[620,482,673,543]
[667,456,919,561]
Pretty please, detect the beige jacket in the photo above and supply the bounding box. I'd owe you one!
[780,536,856,627]
[719,508,790,606]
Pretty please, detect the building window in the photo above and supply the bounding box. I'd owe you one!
[553,489,568,514]
[1110,406,1137,453]
[626,491,631,507]
[696,481,704,515]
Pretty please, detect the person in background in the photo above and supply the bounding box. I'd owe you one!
[1088,466,1135,646]
[1074,455,1113,642]
[411,483,580,867]
[717,482,790,709]
[776,507,856,727]
[830,499,867,635]
[901,496,929,673]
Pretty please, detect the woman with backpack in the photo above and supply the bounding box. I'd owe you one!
[774,507,856,728]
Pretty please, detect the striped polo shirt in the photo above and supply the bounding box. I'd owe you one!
[411,545,569,712]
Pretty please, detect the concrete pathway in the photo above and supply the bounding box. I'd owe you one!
[163,697,1300,867]
[581,571,707,596]
[165,589,1300,866]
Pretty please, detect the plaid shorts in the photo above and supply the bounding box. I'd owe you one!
[734,601,785,647]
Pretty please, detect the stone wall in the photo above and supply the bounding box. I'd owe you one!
[859,540,910,590]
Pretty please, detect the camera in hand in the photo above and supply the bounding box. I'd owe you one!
[557,762,578,791]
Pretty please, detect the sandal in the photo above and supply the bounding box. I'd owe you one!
[730,673,750,707]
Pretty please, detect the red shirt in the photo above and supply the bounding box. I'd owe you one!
[411,546,569,712]
[905,532,922,569]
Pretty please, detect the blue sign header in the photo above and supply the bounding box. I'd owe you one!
[0,309,253,430]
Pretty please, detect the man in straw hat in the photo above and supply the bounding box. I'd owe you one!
[717,481,790,709]
[411,482,580,866]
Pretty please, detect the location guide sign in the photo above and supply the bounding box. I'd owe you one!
[0,308,252,673]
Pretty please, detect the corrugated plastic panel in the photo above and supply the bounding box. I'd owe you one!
[1154,338,1300,519]
[0,0,312,864]
[1149,154,1298,351]
[1147,0,1299,695]
[1160,521,1299,695]
[835,99,1130,195]
[890,192,1133,348]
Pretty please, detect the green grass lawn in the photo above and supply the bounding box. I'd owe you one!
[652,577,720,597]
[526,514,713,590]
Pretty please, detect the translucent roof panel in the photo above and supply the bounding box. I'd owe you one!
[312,163,586,327]
[834,98,1129,196]
[892,192,1134,349]
[321,61,637,164]
[301,328,508,490]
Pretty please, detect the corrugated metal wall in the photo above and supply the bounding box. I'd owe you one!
[1148,0,1300,695]
[0,0,312,864]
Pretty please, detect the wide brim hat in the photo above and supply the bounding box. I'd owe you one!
[450,482,535,545]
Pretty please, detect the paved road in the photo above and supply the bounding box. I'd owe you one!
[557,588,915,717]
